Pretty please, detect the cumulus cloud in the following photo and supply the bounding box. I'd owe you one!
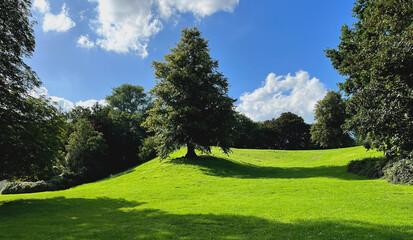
[77,35,95,48]
[76,99,108,109]
[43,3,76,32]
[237,70,327,123]
[88,0,239,57]
[33,0,50,13]
[30,87,107,112]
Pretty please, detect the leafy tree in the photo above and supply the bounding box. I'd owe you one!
[68,104,148,176]
[0,1,68,180]
[326,0,413,159]
[264,112,311,150]
[105,83,151,113]
[65,119,107,180]
[144,27,236,159]
[0,97,67,180]
[310,90,354,148]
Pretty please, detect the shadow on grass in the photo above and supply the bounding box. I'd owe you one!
[169,156,365,180]
[0,197,411,240]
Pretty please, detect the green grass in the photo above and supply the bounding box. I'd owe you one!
[1,146,412,239]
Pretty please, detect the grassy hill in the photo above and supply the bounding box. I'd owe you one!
[1,147,412,239]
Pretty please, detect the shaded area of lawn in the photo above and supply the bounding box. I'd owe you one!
[169,156,364,180]
[1,197,410,240]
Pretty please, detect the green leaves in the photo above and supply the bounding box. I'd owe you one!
[310,91,353,148]
[144,27,236,159]
[326,0,413,159]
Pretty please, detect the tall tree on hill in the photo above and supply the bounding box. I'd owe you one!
[144,27,236,159]
[326,0,413,159]
[310,90,354,148]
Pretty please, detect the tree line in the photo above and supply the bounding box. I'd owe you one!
[1,0,412,189]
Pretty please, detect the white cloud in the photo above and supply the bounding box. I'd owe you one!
[237,70,327,123]
[157,0,239,18]
[30,87,107,112]
[88,0,239,57]
[33,0,50,13]
[77,35,95,48]
[76,99,108,109]
[43,3,76,32]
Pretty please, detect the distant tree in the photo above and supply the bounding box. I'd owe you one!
[325,0,413,159]
[65,119,107,180]
[310,91,353,148]
[68,104,148,176]
[264,112,311,150]
[105,84,151,113]
[144,27,236,159]
[232,113,261,149]
[0,1,67,180]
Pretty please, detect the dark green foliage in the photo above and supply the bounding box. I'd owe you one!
[326,0,413,159]
[66,83,153,180]
[65,119,107,180]
[1,0,67,180]
[232,112,313,150]
[144,27,236,159]
[0,97,67,181]
[138,136,158,162]
[1,181,49,194]
[311,91,354,148]
[105,83,151,113]
[263,112,311,150]
[385,159,413,185]
[347,157,390,179]
[1,174,80,194]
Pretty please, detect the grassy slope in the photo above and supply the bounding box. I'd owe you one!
[0,146,412,239]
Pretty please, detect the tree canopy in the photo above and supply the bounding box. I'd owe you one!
[144,27,236,159]
[310,90,353,148]
[0,0,67,180]
[326,0,413,159]
[105,83,151,113]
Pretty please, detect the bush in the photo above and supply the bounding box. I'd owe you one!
[1,173,81,195]
[385,159,413,185]
[346,157,391,179]
[139,136,158,162]
[1,181,50,194]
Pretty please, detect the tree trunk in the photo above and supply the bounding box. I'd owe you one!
[185,142,197,158]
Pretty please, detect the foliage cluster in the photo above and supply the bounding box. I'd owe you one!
[63,84,154,182]
[326,0,413,160]
[347,157,390,179]
[0,0,67,181]
[232,112,313,150]
[310,91,354,148]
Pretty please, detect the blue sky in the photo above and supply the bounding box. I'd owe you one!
[29,0,355,123]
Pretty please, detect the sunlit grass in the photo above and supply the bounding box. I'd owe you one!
[1,146,412,239]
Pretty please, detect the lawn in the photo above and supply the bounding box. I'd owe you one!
[0,146,412,239]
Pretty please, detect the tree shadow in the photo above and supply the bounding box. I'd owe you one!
[0,197,411,239]
[169,156,365,180]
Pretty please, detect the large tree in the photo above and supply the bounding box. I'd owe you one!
[0,0,67,180]
[326,0,413,159]
[144,27,236,159]
[310,90,354,148]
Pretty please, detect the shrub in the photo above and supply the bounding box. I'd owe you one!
[346,157,390,179]
[1,173,81,195]
[385,159,413,185]
[139,136,158,162]
[1,181,50,194]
